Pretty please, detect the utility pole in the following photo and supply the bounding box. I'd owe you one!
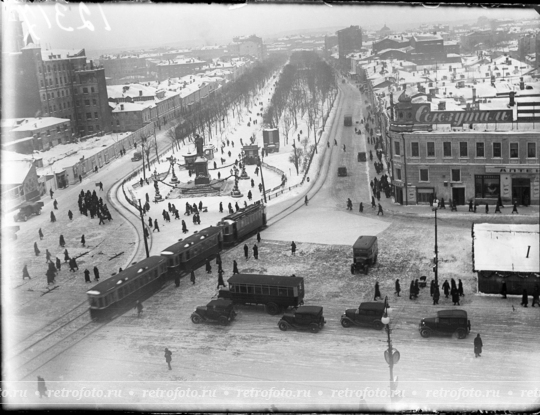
[138,199,150,258]
[258,154,267,203]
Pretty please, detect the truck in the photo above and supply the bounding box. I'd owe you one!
[344,114,352,126]
[352,235,378,274]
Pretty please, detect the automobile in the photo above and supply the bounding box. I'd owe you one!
[131,151,142,162]
[278,305,326,333]
[352,235,378,274]
[338,167,348,177]
[191,299,237,326]
[14,201,44,222]
[419,309,471,339]
[340,302,386,329]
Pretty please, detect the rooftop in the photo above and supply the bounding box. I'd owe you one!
[3,117,70,132]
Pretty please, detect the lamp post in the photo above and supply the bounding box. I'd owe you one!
[432,198,439,285]
[153,169,163,202]
[381,296,400,400]
[257,154,267,203]
[169,155,178,184]
[138,199,150,258]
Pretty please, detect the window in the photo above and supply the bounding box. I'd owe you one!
[476,142,485,158]
[94,112,99,119]
[459,142,468,157]
[40,80,44,87]
[493,142,501,158]
[443,142,452,157]
[510,143,519,158]
[76,100,80,107]
[475,175,500,198]
[411,142,419,157]
[427,142,435,157]
[88,126,94,132]
[420,169,429,182]
[451,169,461,182]
[91,87,95,93]
[86,112,92,119]
[394,141,400,156]
[396,168,402,180]
[527,142,536,158]
[83,87,88,94]
[85,100,90,106]
[46,129,51,136]
[92,99,97,105]
[57,126,61,132]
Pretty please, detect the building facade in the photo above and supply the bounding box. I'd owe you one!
[2,117,71,153]
[337,26,363,59]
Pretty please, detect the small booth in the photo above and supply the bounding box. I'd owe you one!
[242,145,260,165]
[183,152,198,172]
[263,129,280,153]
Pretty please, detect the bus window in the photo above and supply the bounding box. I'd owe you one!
[247,286,254,294]
[278,288,287,296]
[293,287,298,296]
[89,297,98,307]
[261,285,270,295]
[269,286,278,296]
[254,285,262,294]
[186,250,191,260]
[229,284,236,293]
[287,287,293,296]
[239,285,247,294]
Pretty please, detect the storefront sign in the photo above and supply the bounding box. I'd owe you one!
[485,166,540,174]
[413,104,513,126]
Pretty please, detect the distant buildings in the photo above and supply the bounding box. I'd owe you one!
[156,58,206,82]
[337,26,363,59]
[229,35,266,60]
[1,156,41,211]
[2,117,71,154]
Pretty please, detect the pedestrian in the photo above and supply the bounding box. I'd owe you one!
[55,257,61,271]
[443,280,450,298]
[53,199,58,210]
[235,202,239,212]
[291,241,296,256]
[347,198,352,210]
[39,228,44,240]
[251,178,255,188]
[37,376,48,398]
[46,265,56,284]
[206,258,212,274]
[458,279,464,296]
[247,190,252,200]
[68,257,77,272]
[377,203,383,216]
[257,231,261,244]
[174,273,180,287]
[474,334,483,358]
[93,266,100,281]
[182,220,188,234]
[473,202,477,213]
[451,278,457,293]
[512,201,518,214]
[440,198,446,209]
[50,188,54,199]
[500,281,507,299]
[359,202,363,213]
[84,269,91,283]
[68,210,73,220]
[343,144,346,152]
[350,263,356,274]
[495,203,501,213]
[153,219,160,232]
[81,234,86,247]
[148,216,153,227]
[217,269,226,289]
[371,196,376,209]
[395,279,401,296]
[190,269,196,284]
[430,280,435,297]
[233,260,239,275]
[253,244,259,260]
[45,249,51,262]
[50,211,56,222]
[532,284,540,307]
[451,288,460,306]
[521,289,528,307]
[164,348,172,370]
[23,264,31,279]
[374,281,382,300]
[136,300,144,317]
[409,280,415,300]
[414,279,420,297]
[64,249,70,263]
[219,202,223,213]
[485,203,489,214]
[469,199,473,212]
[433,284,440,305]
[244,244,249,260]
[79,174,83,183]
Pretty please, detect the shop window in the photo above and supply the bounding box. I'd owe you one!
[396,168,402,180]
[427,142,435,157]
[493,142,501,158]
[451,169,461,182]
[527,142,536,158]
[443,142,452,157]
[394,141,400,156]
[510,143,519,158]
[411,142,419,157]
[475,175,500,198]
[419,169,429,182]
[459,142,468,157]
[476,142,485,158]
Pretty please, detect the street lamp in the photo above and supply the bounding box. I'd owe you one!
[381,296,400,400]
[153,169,163,202]
[137,199,150,258]
[169,155,178,184]
[257,154,267,203]
[432,198,439,285]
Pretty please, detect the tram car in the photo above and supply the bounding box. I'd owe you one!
[217,201,266,245]
[86,256,168,320]
[161,226,223,279]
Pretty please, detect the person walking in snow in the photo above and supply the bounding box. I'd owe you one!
[164,348,172,370]
[244,244,249,260]
[23,264,31,280]
[395,279,401,297]
[81,234,86,247]
[53,199,58,210]
[257,232,261,244]
[68,210,73,220]
[153,219,160,232]
[84,269,91,283]
[253,244,259,260]
[93,266,100,281]
[291,241,296,256]
[38,228,44,240]
[55,257,61,272]
[374,281,382,301]
[205,258,212,274]
[217,269,226,289]
[190,269,196,285]
[50,211,56,222]
[474,334,483,358]
[59,234,66,247]
[442,280,450,298]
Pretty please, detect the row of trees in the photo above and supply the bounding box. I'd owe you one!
[263,51,338,175]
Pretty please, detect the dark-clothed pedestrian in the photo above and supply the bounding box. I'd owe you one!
[23,264,31,279]
[68,210,73,220]
[374,281,382,301]
[219,202,223,213]
[64,249,70,262]
[347,198,353,210]
[39,228,44,240]
[291,241,296,256]
[50,188,54,199]
[350,263,355,274]
[243,244,249,259]
[359,202,363,213]
[458,279,464,296]
[153,219,160,232]
[469,200,473,212]
[206,258,212,274]
[59,234,66,247]
[136,300,143,317]
[53,199,58,210]
[433,284,440,305]
[253,244,258,260]
[45,249,51,262]
[257,232,261,244]
[81,234,86,247]
[50,211,56,222]
[532,285,540,307]
[474,334,483,357]
[84,269,91,283]
[485,203,489,214]
[377,203,383,216]
[521,289,528,307]
[395,279,401,296]
[37,376,48,398]
[190,269,196,284]
[305,195,308,206]
[409,280,415,300]
[451,289,460,306]
[430,280,435,297]
[34,242,41,256]
[495,203,501,213]
[512,202,518,214]
[443,280,450,298]
[93,266,100,281]
[164,348,172,370]
[182,220,188,234]
[217,269,226,289]
[56,257,61,271]
[233,260,239,274]
[500,281,507,299]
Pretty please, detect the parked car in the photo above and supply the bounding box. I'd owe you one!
[278,306,326,333]
[340,302,386,329]
[419,309,471,339]
[14,201,44,222]
[338,167,348,177]
[352,235,378,274]
[131,151,142,162]
[191,299,237,326]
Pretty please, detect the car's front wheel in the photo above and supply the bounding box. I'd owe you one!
[191,314,202,324]
[373,321,384,330]
[218,316,229,326]
[266,302,280,315]
[420,328,431,338]
[278,321,288,331]
[456,328,467,339]
[341,318,352,328]
[310,323,320,333]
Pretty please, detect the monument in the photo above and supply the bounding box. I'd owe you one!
[193,134,211,185]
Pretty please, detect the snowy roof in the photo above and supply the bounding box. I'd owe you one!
[1,160,33,185]
[4,117,70,132]
[41,48,85,61]
[473,224,540,273]
[112,102,154,112]
[107,84,157,99]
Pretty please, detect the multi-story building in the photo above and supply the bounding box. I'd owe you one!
[337,26,363,59]
[1,157,41,211]
[156,58,206,82]
[2,117,71,153]
[229,35,266,61]
[100,54,150,84]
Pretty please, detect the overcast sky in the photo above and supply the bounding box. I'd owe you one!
[6,3,539,54]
